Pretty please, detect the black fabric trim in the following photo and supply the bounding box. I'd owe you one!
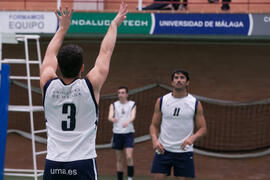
[43,78,58,107]
[112,102,115,117]
[131,102,136,109]
[84,78,98,117]
[59,78,78,86]
[194,99,199,117]
[113,102,115,110]
[159,96,163,112]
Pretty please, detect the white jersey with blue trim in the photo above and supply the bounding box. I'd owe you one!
[159,92,197,153]
[43,78,98,162]
[112,100,136,134]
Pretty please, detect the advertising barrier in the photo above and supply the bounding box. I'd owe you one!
[68,12,152,34]
[0,11,57,33]
[153,13,250,35]
[250,14,270,35]
[0,11,270,36]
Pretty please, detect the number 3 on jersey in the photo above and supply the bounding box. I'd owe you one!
[62,103,76,131]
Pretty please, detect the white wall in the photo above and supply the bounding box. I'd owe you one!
[73,0,104,11]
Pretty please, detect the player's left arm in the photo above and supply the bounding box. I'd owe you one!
[122,105,136,127]
[86,3,128,103]
[181,101,207,149]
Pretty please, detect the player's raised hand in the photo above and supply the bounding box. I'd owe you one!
[112,2,128,27]
[55,7,73,32]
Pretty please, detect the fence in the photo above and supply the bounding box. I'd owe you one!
[0,0,270,13]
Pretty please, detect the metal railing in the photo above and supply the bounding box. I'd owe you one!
[0,0,270,13]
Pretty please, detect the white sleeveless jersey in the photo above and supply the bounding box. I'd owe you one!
[159,92,198,153]
[43,78,98,162]
[112,100,136,134]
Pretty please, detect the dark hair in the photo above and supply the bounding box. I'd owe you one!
[171,70,190,81]
[118,86,128,93]
[57,44,83,78]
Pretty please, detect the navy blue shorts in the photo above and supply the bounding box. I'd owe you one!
[112,133,134,150]
[151,151,195,178]
[43,158,98,180]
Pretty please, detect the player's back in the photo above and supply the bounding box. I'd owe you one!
[43,78,98,162]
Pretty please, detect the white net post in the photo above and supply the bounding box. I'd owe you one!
[138,0,143,11]
[57,0,61,9]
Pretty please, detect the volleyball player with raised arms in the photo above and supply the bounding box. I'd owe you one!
[40,3,128,180]
[150,70,207,180]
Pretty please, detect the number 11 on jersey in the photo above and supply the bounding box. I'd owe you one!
[173,107,180,116]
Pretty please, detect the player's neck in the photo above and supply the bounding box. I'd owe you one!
[61,74,80,85]
[172,89,188,98]
[62,77,78,85]
[119,99,128,104]
[61,72,81,85]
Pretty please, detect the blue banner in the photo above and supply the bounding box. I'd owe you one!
[153,14,250,35]
[0,64,10,180]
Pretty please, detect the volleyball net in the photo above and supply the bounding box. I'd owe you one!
[7,80,270,158]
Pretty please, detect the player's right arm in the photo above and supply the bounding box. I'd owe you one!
[40,7,73,90]
[149,98,164,154]
[86,2,128,103]
[108,103,118,123]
